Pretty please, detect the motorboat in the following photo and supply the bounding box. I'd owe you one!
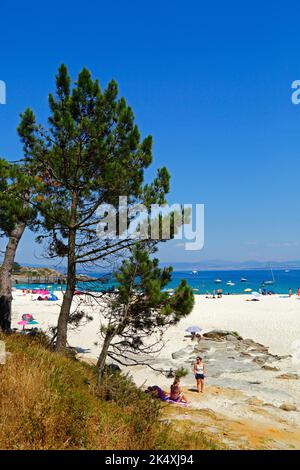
[226,281,235,286]
[214,279,222,283]
[240,278,247,282]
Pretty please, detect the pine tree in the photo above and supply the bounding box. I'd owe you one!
[0,159,37,332]
[18,65,170,351]
[96,245,194,384]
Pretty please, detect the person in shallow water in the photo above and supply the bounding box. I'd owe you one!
[170,378,189,403]
[194,356,206,393]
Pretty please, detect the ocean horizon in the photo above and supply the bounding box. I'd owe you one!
[14,268,300,295]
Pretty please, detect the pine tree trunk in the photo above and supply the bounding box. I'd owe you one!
[55,227,76,351]
[55,192,77,352]
[0,222,26,332]
[97,330,115,385]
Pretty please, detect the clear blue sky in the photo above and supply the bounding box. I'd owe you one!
[1,0,300,265]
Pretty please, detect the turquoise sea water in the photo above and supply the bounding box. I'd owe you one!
[14,269,300,295]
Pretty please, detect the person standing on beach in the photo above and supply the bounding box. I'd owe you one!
[289,288,293,297]
[297,288,300,298]
[194,356,206,393]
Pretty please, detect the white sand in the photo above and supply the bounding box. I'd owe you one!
[11,292,300,366]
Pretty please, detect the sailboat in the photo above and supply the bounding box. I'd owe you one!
[261,265,275,286]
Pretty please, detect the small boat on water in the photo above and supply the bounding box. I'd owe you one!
[214,278,222,283]
[261,264,275,286]
[240,278,247,282]
[192,270,197,274]
[226,281,235,286]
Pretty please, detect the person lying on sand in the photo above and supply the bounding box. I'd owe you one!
[145,385,168,401]
[194,356,206,393]
[170,378,189,403]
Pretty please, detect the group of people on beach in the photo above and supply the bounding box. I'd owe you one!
[205,288,223,298]
[289,287,300,297]
[169,356,206,404]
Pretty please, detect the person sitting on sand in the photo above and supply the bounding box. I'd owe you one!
[170,378,189,403]
[194,356,206,393]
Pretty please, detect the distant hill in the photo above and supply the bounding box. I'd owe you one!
[160,260,300,271]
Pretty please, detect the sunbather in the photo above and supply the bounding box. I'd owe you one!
[170,378,189,403]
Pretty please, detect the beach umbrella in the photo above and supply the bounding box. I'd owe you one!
[17,320,29,332]
[36,289,50,295]
[186,326,202,333]
[244,288,252,292]
[251,291,260,298]
[28,320,39,325]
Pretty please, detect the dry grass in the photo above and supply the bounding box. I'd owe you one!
[0,333,220,450]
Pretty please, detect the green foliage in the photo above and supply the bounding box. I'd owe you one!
[0,333,218,450]
[114,246,194,329]
[174,367,188,380]
[0,158,38,236]
[99,246,194,365]
[12,262,21,274]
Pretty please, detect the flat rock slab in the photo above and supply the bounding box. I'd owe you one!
[276,373,299,380]
[279,403,298,412]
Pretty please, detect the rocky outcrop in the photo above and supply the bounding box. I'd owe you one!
[276,373,299,380]
[190,330,284,379]
[279,403,298,412]
[262,364,280,371]
[203,330,242,341]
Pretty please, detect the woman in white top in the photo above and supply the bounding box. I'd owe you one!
[193,356,206,393]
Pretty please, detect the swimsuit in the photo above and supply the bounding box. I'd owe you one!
[195,363,205,380]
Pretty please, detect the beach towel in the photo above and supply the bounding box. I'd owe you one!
[165,397,189,407]
[48,295,58,301]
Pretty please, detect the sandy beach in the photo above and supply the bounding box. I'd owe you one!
[11,292,300,361]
